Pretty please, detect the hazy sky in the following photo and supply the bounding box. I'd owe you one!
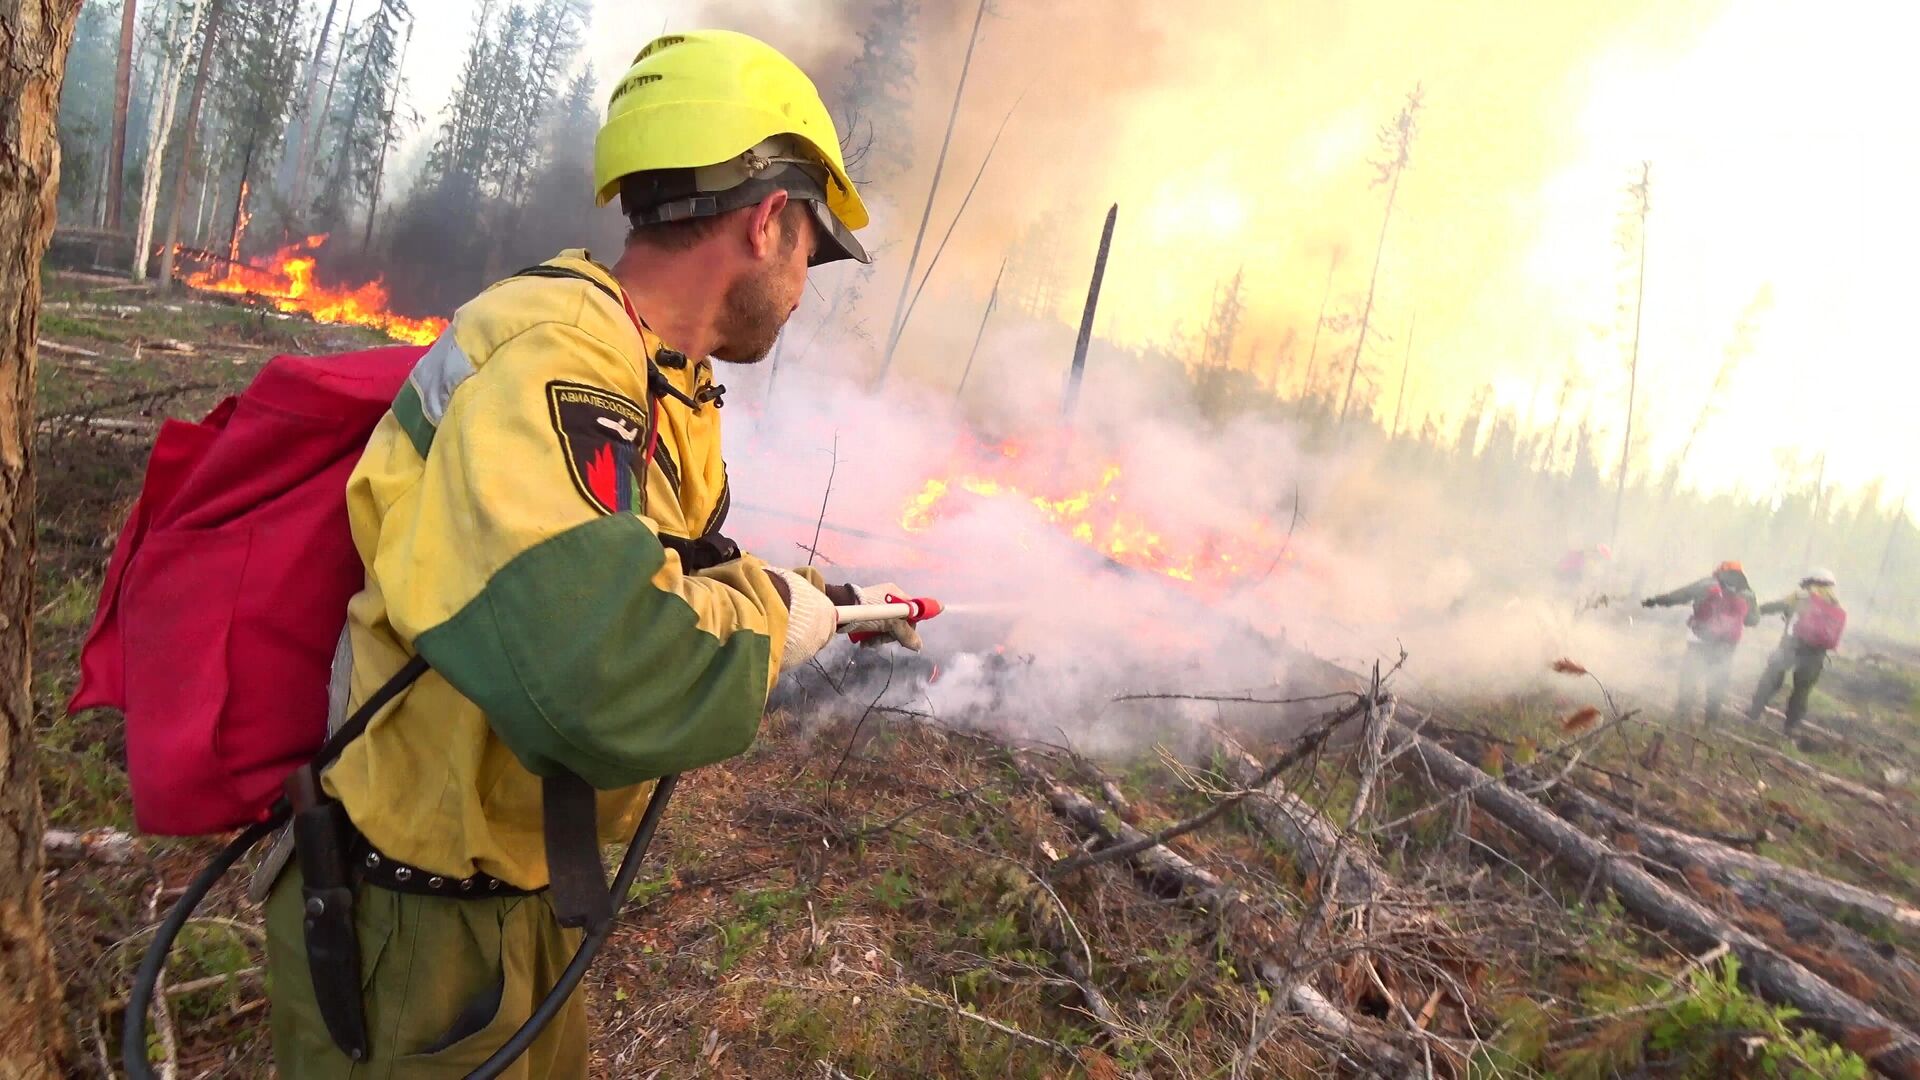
[389,0,1919,505]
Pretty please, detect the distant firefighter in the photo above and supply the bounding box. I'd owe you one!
[1748,568,1848,733]
[1641,560,1758,725]
[1556,542,1612,588]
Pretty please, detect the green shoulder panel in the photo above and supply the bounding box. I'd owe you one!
[413,513,771,788]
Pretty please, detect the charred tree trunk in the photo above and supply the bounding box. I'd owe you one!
[156,0,224,286]
[298,0,356,221]
[0,0,83,1072]
[1394,724,1920,1078]
[107,0,138,231]
[289,0,341,220]
[361,16,412,251]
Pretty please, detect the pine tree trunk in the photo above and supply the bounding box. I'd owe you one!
[288,0,340,215]
[157,0,224,286]
[362,17,412,250]
[296,0,356,221]
[131,0,203,281]
[1339,164,1402,426]
[107,0,137,231]
[0,0,82,1073]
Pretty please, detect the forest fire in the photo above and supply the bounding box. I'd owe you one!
[181,234,446,345]
[899,442,1294,586]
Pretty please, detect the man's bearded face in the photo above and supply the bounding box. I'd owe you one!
[713,210,812,364]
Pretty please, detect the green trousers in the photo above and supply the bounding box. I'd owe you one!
[265,864,587,1079]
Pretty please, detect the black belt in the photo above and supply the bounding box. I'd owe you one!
[350,836,539,899]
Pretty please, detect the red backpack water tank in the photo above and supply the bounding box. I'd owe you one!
[67,346,424,835]
[1689,584,1751,645]
[1792,592,1848,651]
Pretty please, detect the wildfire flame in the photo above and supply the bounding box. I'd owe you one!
[181,233,447,345]
[900,442,1294,586]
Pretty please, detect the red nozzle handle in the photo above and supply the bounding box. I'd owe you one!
[849,595,943,645]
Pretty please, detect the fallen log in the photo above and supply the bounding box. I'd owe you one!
[37,337,103,357]
[1711,727,1900,812]
[1550,781,1920,935]
[1207,725,1390,907]
[1013,756,1412,1074]
[1393,723,1920,1078]
[43,828,140,867]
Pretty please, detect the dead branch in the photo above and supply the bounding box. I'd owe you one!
[1049,699,1366,879]
[1392,720,1920,1078]
[1013,756,1413,1073]
[1206,725,1389,908]
[37,337,104,357]
[101,967,262,1014]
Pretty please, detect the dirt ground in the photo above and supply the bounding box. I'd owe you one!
[30,272,1920,1078]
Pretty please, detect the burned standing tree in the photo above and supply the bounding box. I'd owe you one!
[213,0,301,263]
[1200,267,1246,371]
[311,0,409,234]
[877,0,988,387]
[1339,84,1422,427]
[1299,248,1341,401]
[1612,161,1651,544]
[0,0,82,1072]
[1391,310,1415,437]
[156,0,228,286]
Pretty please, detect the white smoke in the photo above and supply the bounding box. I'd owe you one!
[715,305,1708,748]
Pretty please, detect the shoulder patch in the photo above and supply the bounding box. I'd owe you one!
[547,380,649,515]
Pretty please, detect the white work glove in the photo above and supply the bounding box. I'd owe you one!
[767,568,836,671]
[838,581,924,653]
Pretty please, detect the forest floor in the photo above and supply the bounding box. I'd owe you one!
[28,271,1920,1078]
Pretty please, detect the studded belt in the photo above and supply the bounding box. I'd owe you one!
[350,837,540,899]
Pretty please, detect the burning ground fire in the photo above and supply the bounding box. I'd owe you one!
[181,234,447,345]
[898,441,1295,586]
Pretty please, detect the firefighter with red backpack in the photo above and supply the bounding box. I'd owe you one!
[74,30,938,1080]
[1747,568,1847,733]
[1641,560,1760,724]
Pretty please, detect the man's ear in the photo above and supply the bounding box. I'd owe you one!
[746,190,792,259]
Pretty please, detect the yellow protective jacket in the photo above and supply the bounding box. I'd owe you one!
[324,251,795,888]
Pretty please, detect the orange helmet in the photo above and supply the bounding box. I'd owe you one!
[1715,560,1743,574]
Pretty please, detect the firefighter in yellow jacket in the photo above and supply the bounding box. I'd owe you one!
[263,31,920,1077]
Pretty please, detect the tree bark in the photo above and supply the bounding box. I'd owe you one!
[155,0,224,286]
[0,0,83,1073]
[1394,724,1920,1078]
[107,0,137,231]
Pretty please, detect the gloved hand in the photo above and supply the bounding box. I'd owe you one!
[766,568,837,671]
[1641,598,1658,608]
[831,581,924,652]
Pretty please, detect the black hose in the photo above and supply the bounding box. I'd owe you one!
[121,775,679,1079]
[123,814,284,1080]
[463,773,678,1079]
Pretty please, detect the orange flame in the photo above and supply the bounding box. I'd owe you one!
[182,233,447,345]
[900,446,1293,587]
[227,179,250,264]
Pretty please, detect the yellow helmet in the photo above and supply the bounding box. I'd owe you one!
[595,30,870,264]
